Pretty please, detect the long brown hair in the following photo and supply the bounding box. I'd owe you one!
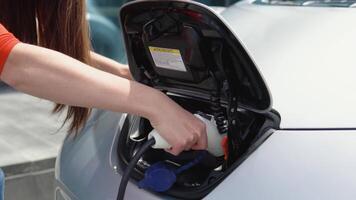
[0,0,92,134]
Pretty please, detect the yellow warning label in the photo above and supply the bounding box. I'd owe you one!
[149,47,180,55]
[148,46,186,72]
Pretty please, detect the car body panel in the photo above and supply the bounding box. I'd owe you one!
[221,2,356,129]
[55,110,161,200]
[207,130,356,200]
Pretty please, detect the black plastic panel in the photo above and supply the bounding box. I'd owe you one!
[120,0,271,112]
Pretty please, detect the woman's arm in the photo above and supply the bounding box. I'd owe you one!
[1,43,207,155]
[90,51,132,80]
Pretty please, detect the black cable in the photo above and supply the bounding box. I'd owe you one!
[210,91,228,135]
[117,138,156,200]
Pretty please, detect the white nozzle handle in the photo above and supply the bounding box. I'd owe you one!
[148,129,171,149]
[147,114,225,157]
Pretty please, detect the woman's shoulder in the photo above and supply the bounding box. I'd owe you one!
[0,22,20,75]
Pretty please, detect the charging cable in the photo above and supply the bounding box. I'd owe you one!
[117,138,156,200]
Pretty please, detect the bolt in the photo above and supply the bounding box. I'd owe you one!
[113,166,118,174]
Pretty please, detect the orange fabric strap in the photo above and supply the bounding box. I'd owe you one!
[0,23,20,75]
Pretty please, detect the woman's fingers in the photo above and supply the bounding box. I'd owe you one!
[191,124,208,150]
[164,123,207,155]
[148,93,208,156]
[165,147,180,156]
[167,134,195,155]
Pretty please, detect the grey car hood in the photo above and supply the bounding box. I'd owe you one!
[207,129,356,200]
[221,1,356,129]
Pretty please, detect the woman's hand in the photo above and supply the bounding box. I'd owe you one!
[148,92,208,155]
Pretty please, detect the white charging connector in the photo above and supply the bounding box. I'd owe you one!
[148,114,226,157]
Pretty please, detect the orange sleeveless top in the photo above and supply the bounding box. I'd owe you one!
[0,23,20,75]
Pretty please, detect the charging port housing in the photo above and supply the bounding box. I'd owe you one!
[118,0,278,199]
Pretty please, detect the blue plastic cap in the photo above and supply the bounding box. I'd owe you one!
[138,152,207,193]
[138,162,177,192]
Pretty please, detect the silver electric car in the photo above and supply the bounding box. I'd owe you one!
[55,0,356,200]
